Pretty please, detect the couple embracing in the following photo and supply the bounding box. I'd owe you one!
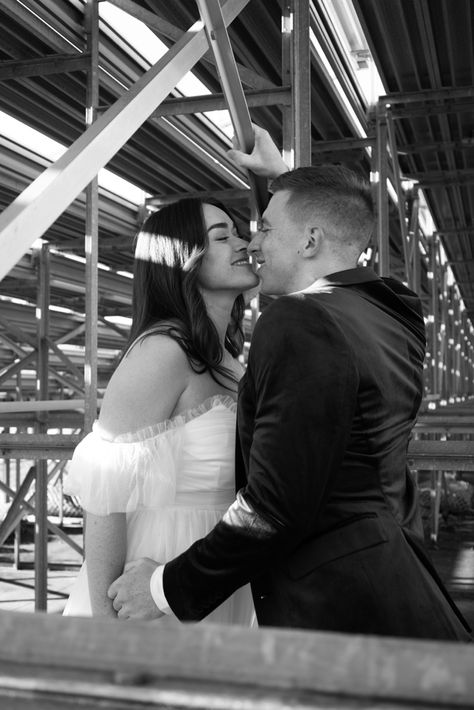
[64,127,471,641]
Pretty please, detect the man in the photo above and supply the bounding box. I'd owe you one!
[109,127,471,640]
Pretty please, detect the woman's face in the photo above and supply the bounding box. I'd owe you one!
[197,203,259,295]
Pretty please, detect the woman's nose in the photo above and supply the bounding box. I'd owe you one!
[247,236,259,255]
[234,237,249,252]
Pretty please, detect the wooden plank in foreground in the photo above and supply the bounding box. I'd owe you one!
[0,611,473,709]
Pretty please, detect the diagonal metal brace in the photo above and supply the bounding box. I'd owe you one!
[196,0,269,218]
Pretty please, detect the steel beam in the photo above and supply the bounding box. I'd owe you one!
[397,139,474,154]
[0,53,90,80]
[147,187,250,207]
[379,86,474,105]
[281,2,293,168]
[390,102,474,120]
[0,320,85,393]
[293,0,311,167]
[407,171,474,188]
[386,111,410,283]
[312,137,375,153]
[374,107,390,276]
[0,351,36,386]
[46,338,84,383]
[84,0,100,435]
[407,192,420,294]
[34,243,50,612]
[435,228,474,236]
[152,87,291,116]
[0,476,82,555]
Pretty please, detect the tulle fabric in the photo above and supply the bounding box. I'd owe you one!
[63,395,256,626]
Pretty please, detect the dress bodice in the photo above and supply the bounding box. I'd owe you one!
[63,395,238,515]
[63,394,256,626]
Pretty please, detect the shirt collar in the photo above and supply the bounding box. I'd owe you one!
[290,267,380,295]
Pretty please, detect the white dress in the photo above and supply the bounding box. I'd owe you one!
[63,394,255,626]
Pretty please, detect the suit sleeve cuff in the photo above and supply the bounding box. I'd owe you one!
[150,565,173,616]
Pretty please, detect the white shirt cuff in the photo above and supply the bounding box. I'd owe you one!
[150,565,174,616]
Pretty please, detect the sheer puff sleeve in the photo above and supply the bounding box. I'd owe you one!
[63,420,181,515]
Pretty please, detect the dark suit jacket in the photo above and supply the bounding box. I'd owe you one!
[163,267,471,640]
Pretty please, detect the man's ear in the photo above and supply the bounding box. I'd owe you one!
[301,226,322,258]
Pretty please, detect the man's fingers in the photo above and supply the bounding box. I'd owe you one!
[112,595,122,611]
[107,577,122,598]
[226,148,247,167]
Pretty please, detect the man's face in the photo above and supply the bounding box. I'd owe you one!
[248,190,303,295]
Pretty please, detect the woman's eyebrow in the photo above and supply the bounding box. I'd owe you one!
[207,222,230,233]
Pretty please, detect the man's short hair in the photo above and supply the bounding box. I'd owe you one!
[271,165,374,254]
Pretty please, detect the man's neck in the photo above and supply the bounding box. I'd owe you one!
[289,262,357,294]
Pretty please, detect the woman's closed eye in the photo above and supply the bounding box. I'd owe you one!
[215,228,241,242]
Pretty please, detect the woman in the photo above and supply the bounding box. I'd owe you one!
[63,197,259,624]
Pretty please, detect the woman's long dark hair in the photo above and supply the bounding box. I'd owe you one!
[122,198,245,386]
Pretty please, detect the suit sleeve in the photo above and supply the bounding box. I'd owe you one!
[163,296,359,620]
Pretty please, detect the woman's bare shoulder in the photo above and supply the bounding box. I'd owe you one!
[124,330,190,368]
[99,333,191,436]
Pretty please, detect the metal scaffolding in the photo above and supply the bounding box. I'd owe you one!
[0,0,473,609]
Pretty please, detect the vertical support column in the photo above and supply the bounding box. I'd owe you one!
[453,291,461,398]
[459,313,465,398]
[446,290,453,402]
[439,266,448,403]
[407,189,420,292]
[281,0,311,169]
[470,328,474,397]
[445,288,453,402]
[34,242,50,611]
[411,226,421,294]
[84,0,99,434]
[461,309,471,398]
[429,236,439,397]
[14,371,22,569]
[1,451,9,506]
[386,110,410,283]
[292,0,311,167]
[374,103,390,276]
[281,2,293,169]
